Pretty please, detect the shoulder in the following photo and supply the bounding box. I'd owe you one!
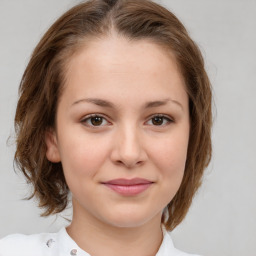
[0,231,58,256]
[171,248,202,256]
[167,243,202,256]
[157,229,202,256]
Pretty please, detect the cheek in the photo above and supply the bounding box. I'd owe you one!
[148,129,189,180]
[57,131,110,181]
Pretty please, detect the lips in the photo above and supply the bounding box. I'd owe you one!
[102,178,153,196]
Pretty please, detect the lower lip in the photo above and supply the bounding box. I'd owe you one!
[103,183,152,196]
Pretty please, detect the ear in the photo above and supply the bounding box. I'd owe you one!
[45,128,61,163]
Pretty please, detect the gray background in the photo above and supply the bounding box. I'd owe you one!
[0,0,255,255]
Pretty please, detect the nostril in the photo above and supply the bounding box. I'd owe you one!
[116,160,123,165]
[114,159,144,168]
[110,136,148,168]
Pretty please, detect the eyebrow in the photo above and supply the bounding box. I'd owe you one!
[72,98,115,108]
[144,99,183,110]
[72,98,183,110]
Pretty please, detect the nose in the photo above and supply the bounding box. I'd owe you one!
[110,125,148,168]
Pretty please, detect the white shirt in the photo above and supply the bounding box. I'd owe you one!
[0,227,201,256]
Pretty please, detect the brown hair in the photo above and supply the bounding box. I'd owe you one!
[14,0,212,231]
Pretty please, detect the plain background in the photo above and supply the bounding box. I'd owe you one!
[0,0,255,255]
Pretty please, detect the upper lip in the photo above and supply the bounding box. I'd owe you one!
[102,178,153,185]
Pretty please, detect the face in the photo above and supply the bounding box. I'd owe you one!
[46,35,190,228]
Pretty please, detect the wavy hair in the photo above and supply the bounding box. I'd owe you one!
[14,0,212,231]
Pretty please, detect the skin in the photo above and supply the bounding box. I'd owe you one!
[45,34,190,256]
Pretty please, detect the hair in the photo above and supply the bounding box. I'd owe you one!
[14,0,212,231]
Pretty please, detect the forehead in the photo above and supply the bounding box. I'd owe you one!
[61,35,187,106]
[66,35,181,77]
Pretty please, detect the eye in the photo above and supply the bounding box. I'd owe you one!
[81,114,110,127]
[146,114,173,126]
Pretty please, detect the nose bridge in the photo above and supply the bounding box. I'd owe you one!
[112,122,146,168]
[122,123,140,153]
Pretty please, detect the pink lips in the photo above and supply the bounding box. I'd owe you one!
[102,178,153,196]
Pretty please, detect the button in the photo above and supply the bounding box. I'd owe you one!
[46,238,55,248]
[70,249,77,255]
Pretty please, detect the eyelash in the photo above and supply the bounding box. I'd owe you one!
[80,114,174,128]
[81,114,110,128]
[146,114,173,126]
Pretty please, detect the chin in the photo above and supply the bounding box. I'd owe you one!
[107,219,150,229]
[102,209,161,229]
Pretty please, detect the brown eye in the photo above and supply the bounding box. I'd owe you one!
[152,116,164,126]
[146,115,173,126]
[82,115,109,127]
[90,116,103,126]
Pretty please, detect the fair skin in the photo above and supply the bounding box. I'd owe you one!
[46,35,190,256]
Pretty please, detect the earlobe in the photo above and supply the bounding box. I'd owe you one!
[45,128,61,163]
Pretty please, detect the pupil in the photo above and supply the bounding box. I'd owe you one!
[91,116,103,126]
[152,116,163,125]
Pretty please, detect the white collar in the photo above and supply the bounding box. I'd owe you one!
[55,226,180,256]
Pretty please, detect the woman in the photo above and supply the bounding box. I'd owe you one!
[0,0,212,255]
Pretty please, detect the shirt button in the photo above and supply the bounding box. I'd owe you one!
[46,238,55,248]
[70,249,77,255]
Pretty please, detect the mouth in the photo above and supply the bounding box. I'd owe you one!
[101,178,154,196]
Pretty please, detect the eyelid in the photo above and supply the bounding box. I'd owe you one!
[144,114,174,126]
[80,113,174,128]
[80,113,112,127]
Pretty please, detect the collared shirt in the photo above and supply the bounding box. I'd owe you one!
[0,227,201,256]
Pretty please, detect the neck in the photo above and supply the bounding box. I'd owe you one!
[66,201,163,256]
